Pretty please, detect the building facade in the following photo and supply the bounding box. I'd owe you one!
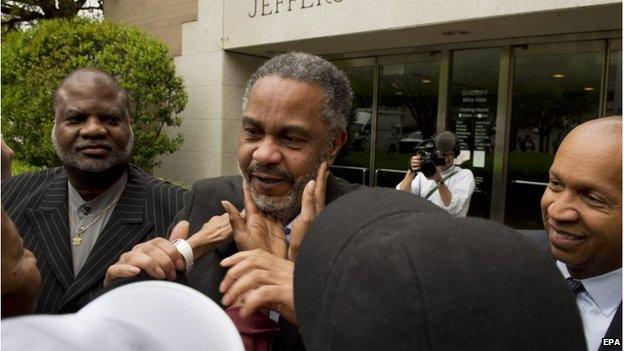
[105,0,622,228]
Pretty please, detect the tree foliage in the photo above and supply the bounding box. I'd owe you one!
[1,0,103,31]
[1,18,187,171]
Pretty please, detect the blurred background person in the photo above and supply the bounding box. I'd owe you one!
[2,206,41,318]
[397,131,475,217]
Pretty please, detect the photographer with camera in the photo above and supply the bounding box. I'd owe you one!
[396,131,475,217]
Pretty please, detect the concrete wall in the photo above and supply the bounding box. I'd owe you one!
[222,0,619,49]
[149,1,264,185]
[104,0,198,56]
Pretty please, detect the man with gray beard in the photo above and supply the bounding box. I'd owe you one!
[1,68,186,314]
[105,52,358,350]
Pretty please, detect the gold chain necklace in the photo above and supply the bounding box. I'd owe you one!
[70,188,123,246]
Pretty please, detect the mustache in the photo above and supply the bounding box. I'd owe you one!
[74,140,114,150]
[245,163,293,180]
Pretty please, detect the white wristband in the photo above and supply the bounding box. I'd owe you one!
[171,239,194,272]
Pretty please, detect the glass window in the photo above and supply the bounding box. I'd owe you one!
[333,61,374,185]
[605,46,622,116]
[505,41,605,228]
[375,54,440,187]
[448,47,500,218]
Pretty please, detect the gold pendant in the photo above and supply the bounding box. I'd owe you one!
[72,237,83,246]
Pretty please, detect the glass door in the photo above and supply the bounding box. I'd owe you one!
[504,41,605,228]
[374,53,441,187]
[447,47,501,218]
[333,58,375,185]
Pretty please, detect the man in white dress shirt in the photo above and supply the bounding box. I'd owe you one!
[397,131,475,217]
[541,116,622,351]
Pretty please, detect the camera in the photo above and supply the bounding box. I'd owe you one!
[411,140,447,178]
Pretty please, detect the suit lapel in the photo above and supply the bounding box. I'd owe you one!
[26,172,74,290]
[60,170,154,308]
[599,302,622,351]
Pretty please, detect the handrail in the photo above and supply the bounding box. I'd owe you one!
[330,165,369,185]
[374,168,406,186]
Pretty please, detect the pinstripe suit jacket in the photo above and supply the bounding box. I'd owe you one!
[2,164,186,313]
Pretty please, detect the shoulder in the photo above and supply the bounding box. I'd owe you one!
[415,172,428,182]
[2,167,62,201]
[186,175,242,200]
[128,164,187,196]
[454,166,474,179]
[183,176,244,231]
[326,174,360,203]
[4,167,61,186]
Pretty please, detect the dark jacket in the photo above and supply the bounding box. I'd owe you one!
[2,164,187,313]
[174,174,359,351]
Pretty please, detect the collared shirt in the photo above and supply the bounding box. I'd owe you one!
[67,172,128,276]
[396,165,475,217]
[557,261,622,351]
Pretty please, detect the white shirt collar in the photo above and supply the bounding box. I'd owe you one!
[557,261,622,316]
[441,165,457,177]
[67,172,128,217]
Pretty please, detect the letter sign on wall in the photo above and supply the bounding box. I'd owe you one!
[248,0,343,18]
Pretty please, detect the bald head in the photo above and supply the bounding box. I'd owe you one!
[54,68,130,118]
[566,115,621,141]
[541,116,622,279]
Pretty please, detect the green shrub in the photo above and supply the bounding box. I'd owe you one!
[2,18,187,172]
[11,158,42,176]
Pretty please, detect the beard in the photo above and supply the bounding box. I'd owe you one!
[240,146,330,222]
[52,127,134,172]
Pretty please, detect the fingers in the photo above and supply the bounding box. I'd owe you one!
[169,220,190,241]
[314,161,328,213]
[222,200,246,235]
[238,285,276,317]
[104,264,141,287]
[301,180,316,218]
[238,283,298,325]
[289,180,316,261]
[219,250,268,293]
[222,268,286,306]
[118,251,167,280]
[242,179,258,216]
[219,250,291,295]
[118,238,182,280]
[221,258,293,307]
[150,238,185,275]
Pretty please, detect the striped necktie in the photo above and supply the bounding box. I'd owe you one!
[566,277,585,295]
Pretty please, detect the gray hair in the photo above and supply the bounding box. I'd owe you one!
[436,131,458,155]
[242,52,353,137]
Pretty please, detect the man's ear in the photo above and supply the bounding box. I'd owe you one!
[326,131,348,165]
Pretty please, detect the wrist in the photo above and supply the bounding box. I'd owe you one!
[172,239,194,272]
[187,235,209,261]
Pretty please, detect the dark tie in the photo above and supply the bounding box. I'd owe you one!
[566,277,585,295]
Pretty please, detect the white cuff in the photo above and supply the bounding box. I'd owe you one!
[171,239,194,272]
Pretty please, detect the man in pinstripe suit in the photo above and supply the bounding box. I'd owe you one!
[1,68,186,314]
